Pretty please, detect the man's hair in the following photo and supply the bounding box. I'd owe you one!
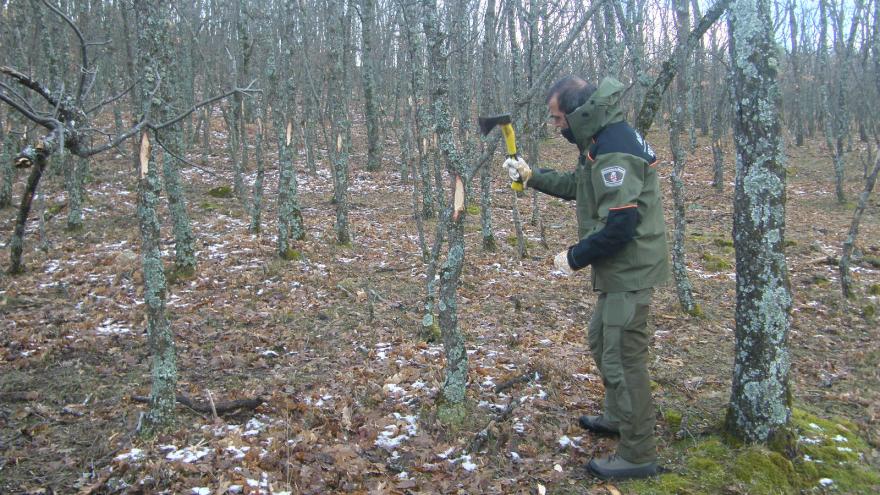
[546,76,597,114]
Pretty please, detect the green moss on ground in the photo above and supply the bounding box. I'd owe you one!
[505,235,533,250]
[868,284,880,296]
[280,249,303,261]
[465,204,480,215]
[623,408,880,495]
[701,252,732,271]
[207,185,233,198]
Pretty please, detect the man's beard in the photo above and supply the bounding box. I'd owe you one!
[561,127,577,144]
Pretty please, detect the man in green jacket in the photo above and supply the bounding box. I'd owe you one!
[504,76,669,480]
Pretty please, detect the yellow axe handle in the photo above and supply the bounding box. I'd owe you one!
[500,123,517,157]
[500,123,523,191]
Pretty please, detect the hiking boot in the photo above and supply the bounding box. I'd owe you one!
[587,453,658,480]
[578,415,620,435]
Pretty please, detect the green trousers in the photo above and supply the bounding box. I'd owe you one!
[588,288,656,464]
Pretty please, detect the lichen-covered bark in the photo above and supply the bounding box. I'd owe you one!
[249,118,265,234]
[162,142,197,274]
[477,0,497,252]
[0,129,14,208]
[8,149,48,275]
[839,158,880,298]
[64,157,84,231]
[135,0,178,435]
[399,0,434,219]
[138,135,177,435]
[327,0,352,245]
[360,0,383,172]
[669,0,696,314]
[422,0,469,405]
[725,0,792,444]
[670,126,696,313]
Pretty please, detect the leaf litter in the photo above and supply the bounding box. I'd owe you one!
[1,129,878,493]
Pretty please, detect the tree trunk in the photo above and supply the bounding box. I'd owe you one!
[725,0,793,447]
[135,0,178,435]
[422,0,468,407]
[63,156,84,231]
[249,116,266,234]
[327,0,352,245]
[1,127,15,208]
[277,120,305,258]
[669,0,697,315]
[8,149,48,275]
[137,133,177,437]
[361,0,383,171]
[840,154,880,298]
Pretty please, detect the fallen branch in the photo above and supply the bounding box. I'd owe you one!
[0,391,39,402]
[131,394,264,415]
[493,370,534,394]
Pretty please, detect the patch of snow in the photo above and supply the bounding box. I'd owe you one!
[832,434,848,443]
[799,436,821,445]
[45,260,62,274]
[166,446,211,463]
[513,422,525,433]
[96,319,132,335]
[509,451,521,462]
[450,454,477,471]
[115,448,145,462]
[558,436,573,448]
[837,447,853,453]
[226,445,250,460]
[383,383,405,395]
[227,486,243,494]
[191,488,211,495]
[808,423,824,431]
[819,478,834,487]
[438,446,456,459]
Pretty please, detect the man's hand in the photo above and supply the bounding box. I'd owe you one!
[502,157,532,187]
[554,250,574,276]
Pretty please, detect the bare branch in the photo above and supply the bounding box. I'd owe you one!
[153,132,219,179]
[0,81,39,116]
[79,118,148,158]
[42,0,91,104]
[1,66,60,108]
[636,0,732,134]
[0,91,54,128]
[86,81,137,115]
[150,80,260,131]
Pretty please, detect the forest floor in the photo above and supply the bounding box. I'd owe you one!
[1,120,879,494]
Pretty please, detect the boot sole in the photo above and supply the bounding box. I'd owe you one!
[587,461,658,480]
[578,416,620,435]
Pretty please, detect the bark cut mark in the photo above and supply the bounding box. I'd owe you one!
[139,132,150,179]
[452,175,465,222]
[286,121,293,147]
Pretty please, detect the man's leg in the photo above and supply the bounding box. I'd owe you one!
[586,293,622,426]
[587,288,657,479]
[614,288,655,464]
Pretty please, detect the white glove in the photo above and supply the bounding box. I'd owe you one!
[554,250,574,276]
[502,157,532,187]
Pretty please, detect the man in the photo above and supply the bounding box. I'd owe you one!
[503,76,669,480]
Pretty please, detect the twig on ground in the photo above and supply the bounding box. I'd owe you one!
[131,394,264,415]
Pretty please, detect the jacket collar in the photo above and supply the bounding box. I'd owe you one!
[565,77,626,151]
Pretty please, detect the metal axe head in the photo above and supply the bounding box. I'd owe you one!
[478,114,512,136]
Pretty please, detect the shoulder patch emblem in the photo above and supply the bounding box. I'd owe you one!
[601,166,626,187]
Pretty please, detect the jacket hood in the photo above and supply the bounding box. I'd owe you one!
[566,77,626,150]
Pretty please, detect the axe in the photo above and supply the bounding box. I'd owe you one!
[478,114,523,192]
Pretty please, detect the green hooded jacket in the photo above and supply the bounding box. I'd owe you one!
[528,77,670,292]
